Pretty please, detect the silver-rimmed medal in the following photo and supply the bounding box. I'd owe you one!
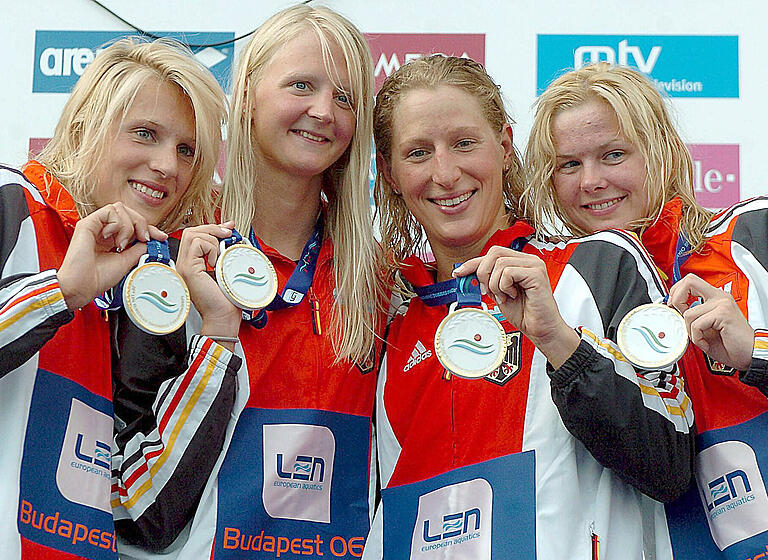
[617,302,688,369]
[216,233,277,312]
[435,302,507,379]
[122,246,190,335]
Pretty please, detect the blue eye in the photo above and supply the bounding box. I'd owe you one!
[178,144,195,158]
[293,81,308,91]
[136,129,153,140]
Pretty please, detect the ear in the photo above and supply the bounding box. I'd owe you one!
[376,153,399,194]
[500,123,515,168]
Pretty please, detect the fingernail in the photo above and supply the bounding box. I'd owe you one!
[480,284,487,296]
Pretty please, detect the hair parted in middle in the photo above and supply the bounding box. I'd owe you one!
[36,36,227,232]
[222,4,383,364]
[373,54,525,268]
[524,62,712,250]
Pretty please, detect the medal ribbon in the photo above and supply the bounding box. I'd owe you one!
[234,218,323,329]
[671,232,693,284]
[414,236,529,307]
[94,239,171,311]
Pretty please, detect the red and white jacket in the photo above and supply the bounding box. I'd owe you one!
[363,222,695,560]
[643,197,768,560]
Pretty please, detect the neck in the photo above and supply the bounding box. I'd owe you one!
[432,214,508,282]
[252,172,323,260]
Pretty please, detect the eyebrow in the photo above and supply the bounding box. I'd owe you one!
[556,138,630,158]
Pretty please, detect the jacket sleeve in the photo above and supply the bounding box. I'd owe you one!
[110,310,240,550]
[739,329,768,397]
[0,171,73,376]
[548,231,695,503]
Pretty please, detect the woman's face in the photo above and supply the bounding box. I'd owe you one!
[248,29,356,183]
[382,85,512,259]
[551,98,648,233]
[92,77,196,226]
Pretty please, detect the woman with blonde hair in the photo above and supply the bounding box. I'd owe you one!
[364,54,693,559]
[526,62,768,559]
[0,37,226,559]
[126,5,386,558]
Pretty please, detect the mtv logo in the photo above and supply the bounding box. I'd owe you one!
[411,478,492,559]
[574,40,661,73]
[695,441,768,550]
[262,424,335,523]
[56,398,112,513]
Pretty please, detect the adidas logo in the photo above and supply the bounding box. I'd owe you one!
[404,340,432,372]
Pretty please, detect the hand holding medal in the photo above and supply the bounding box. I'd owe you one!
[454,245,581,370]
[667,272,754,371]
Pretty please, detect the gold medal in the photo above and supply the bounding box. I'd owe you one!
[216,239,278,311]
[434,303,507,379]
[617,302,688,369]
[123,258,190,335]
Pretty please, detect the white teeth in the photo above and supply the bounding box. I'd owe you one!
[296,130,325,142]
[129,181,165,199]
[434,192,473,207]
[587,198,620,211]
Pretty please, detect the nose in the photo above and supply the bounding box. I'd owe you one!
[150,143,179,179]
[431,149,461,188]
[307,91,335,124]
[579,161,606,193]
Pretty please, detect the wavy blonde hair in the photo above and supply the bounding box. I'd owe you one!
[373,54,524,271]
[36,37,226,231]
[524,62,712,250]
[222,5,384,364]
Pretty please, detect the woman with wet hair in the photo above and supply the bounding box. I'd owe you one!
[0,37,226,559]
[363,54,694,559]
[526,62,768,559]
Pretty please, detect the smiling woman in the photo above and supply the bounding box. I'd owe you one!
[365,55,695,560]
[0,37,226,560]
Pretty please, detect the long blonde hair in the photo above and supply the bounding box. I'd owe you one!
[37,37,227,231]
[524,62,712,250]
[223,5,384,364]
[373,55,525,270]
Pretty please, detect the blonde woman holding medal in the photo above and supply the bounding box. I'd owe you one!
[121,5,386,559]
[0,38,226,560]
[526,62,768,560]
[363,54,694,560]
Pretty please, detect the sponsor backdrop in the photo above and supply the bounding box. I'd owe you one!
[3,0,767,208]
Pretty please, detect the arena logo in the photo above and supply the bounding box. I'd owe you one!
[364,33,485,91]
[537,35,738,98]
[687,144,740,210]
[33,30,234,93]
[695,440,768,550]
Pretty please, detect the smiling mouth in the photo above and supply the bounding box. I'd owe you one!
[584,196,624,211]
[130,181,166,200]
[293,129,328,142]
[433,191,474,208]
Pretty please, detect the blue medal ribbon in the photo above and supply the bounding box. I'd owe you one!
[414,236,529,308]
[663,232,700,307]
[240,217,324,329]
[94,239,172,311]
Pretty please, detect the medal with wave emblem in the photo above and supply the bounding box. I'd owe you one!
[216,239,277,311]
[434,304,506,379]
[617,302,688,369]
[123,259,190,335]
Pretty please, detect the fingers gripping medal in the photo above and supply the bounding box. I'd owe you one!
[434,272,506,379]
[123,240,191,335]
[216,229,277,312]
[617,302,688,369]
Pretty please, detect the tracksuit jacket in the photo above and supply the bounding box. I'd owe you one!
[0,162,234,559]
[362,221,695,560]
[116,234,379,560]
[642,197,768,560]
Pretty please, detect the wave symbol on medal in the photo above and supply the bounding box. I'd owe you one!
[447,332,495,356]
[136,289,179,314]
[232,265,269,287]
[631,326,670,354]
